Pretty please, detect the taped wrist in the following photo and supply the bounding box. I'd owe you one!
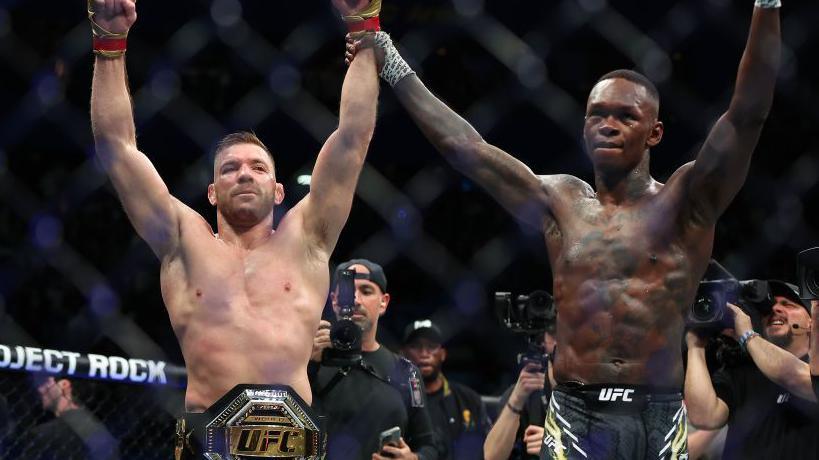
[374,31,416,87]
[754,0,781,8]
[343,0,381,33]
[88,0,127,58]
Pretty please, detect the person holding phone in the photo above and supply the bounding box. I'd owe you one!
[309,259,441,460]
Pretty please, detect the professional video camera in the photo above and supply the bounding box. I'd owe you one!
[798,247,819,300]
[322,269,363,368]
[686,259,775,331]
[495,290,557,370]
[687,278,773,331]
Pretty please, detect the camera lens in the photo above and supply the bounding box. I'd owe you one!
[806,269,819,298]
[525,291,553,319]
[331,319,361,351]
[692,296,716,321]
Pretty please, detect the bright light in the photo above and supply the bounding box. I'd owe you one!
[297,175,312,185]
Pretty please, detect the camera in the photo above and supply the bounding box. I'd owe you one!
[687,278,773,331]
[797,247,819,300]
[323,269,363,367]
[495,290,557,369]
[495,290,556,335]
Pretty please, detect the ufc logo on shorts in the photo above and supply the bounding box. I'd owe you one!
[544,434,558,450]
[598,387,634,402]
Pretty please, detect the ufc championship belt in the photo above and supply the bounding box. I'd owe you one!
[175,384,325,460]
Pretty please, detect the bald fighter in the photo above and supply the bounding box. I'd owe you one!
[347,1,781,458]
[88,0,379,417]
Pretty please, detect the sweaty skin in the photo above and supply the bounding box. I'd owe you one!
[544,169,712,387]
[353,6,780,388]
[160,203,332,411]
[89,0,379,411]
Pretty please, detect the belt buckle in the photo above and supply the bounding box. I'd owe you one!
[196,384,324,459]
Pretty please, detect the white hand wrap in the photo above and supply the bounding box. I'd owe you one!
[754,0,781,8]
[374,31,415,87]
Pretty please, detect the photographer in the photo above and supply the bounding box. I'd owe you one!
[309,259,439,460]
[685,281,819,459]
[485,332,556,460]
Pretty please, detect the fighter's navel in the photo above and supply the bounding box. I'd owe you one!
[196,289,203,297]
[284,282,292,292]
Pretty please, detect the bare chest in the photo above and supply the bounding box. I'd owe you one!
[555,203,683,277]
[160,236,328,331]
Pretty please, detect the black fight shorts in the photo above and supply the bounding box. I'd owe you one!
[540,383,688,460]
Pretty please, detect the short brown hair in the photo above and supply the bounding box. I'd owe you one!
[213,131,275,170]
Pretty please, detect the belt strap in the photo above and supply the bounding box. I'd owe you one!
[555,382,681,413]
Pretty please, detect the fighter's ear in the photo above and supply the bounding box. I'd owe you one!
[207,183,217,206]
[440,348,447,362]
[646,120,664,148]
[275,183,284,205]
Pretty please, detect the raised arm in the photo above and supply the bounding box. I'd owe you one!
[485,365,545,460]
[299,2,380,255]
[683,2,781,222]
[89,0,180,258]
[728,304,817,402]
[347,33,551,229]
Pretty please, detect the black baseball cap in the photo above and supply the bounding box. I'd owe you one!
[334,259,387,293]
[402,319,443,345]
[768,280,811,314]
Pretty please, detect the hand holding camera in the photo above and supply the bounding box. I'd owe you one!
[311,320,332,362]
[726,303,754,339]
[508,363,545,413]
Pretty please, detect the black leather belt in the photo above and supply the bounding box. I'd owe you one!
[175,384,325,459]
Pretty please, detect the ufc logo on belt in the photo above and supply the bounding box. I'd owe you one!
[598,388,635,402]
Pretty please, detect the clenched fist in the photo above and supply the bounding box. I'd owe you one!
[89,0,137,35]
[331,0,372,17]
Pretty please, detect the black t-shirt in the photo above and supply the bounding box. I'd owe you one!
[310,346,439,460]
[713,356,819,459]
[23,408,120,460]
[498,369,552,460]
[426,376,490,460]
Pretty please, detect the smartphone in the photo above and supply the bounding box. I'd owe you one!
[378,426,401,452]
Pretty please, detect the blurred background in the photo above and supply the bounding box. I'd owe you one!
[0,0,817,399]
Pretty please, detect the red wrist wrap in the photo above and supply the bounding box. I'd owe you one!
[347,16,380,33]
[93,36,127,53]
[93,37,128,51]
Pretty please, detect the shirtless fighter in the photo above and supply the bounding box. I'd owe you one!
[88,0,380,455]
[347,1,781,458]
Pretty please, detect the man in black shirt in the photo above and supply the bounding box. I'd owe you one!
[25,376,119,460]
[685,281,819,459]
[401,319,491,460]
[310,259,439,460]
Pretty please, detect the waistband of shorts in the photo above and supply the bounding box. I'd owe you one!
[555,381,682,402]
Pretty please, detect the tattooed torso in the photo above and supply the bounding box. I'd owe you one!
[541,173,713,388]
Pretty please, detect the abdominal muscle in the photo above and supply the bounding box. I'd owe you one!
[552,275,688,388]
[161,258,324,412]
[180,317,315,412]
